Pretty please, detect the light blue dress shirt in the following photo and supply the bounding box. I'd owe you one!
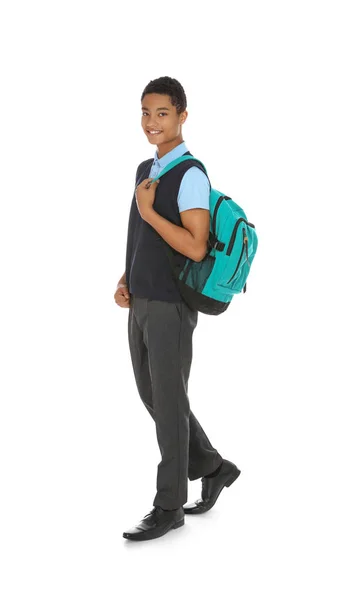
[149,141,210,213]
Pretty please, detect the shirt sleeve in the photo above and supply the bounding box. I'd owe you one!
[177,166,210,213]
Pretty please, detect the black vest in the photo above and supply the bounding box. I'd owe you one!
[125,150,205,303]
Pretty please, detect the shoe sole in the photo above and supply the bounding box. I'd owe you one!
[123,518,184,541]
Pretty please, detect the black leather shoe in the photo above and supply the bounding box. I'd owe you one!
[123,505,184,541]
[183,459,241,514]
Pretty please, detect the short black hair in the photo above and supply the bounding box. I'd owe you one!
[141,76,187,115]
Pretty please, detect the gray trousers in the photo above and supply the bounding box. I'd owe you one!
[127,294,223,510]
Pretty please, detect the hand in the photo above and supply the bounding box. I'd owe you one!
[135,177,160,220]
[114,282,131,308]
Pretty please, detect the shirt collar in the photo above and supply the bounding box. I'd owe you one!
[153,141,188,169]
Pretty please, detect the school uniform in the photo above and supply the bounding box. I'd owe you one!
[125,141,223,510]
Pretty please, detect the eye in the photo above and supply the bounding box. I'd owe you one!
[142,112,168,117]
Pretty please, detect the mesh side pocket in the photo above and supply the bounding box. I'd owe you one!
[184,254,216,293]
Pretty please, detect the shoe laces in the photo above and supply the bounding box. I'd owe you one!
[143,506,162,519]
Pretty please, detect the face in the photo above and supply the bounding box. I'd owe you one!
[141,93,187,147]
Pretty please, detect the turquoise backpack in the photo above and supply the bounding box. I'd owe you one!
[150,155,258,316]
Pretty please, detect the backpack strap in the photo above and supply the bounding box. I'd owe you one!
[208,231,225,252]
[149,155,212,284]
[150,155,211,189]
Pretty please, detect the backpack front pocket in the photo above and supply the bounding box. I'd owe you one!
[226,227,248,284]
[214,220,252,291]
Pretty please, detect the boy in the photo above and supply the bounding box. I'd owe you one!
[114,76,240,541]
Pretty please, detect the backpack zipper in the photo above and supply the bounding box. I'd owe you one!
[227,228,249,284]
[226,218,255,256]
[212,195,231,239]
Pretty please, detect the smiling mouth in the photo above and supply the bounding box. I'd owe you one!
[147,130,163,136]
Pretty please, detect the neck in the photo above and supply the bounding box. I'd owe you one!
[156,136,184,159]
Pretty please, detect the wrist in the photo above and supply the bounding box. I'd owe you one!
[142,207,154,223]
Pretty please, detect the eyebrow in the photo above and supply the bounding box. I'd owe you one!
[141,106,170,111]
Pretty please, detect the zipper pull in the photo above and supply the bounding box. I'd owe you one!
[243,229,250,266]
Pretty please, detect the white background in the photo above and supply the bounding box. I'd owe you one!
[1,1,359,598]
